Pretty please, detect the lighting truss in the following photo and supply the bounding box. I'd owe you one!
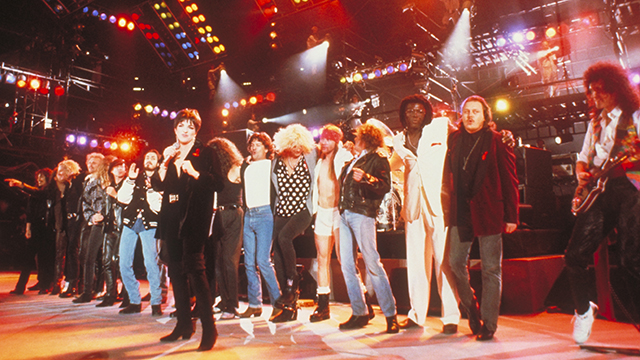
[174,0,226,57]
[150,2,200,63]
[40,0,94,18]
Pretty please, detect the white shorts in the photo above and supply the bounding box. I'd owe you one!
[314,206,341,237]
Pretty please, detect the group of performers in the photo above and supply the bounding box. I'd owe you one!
[5,60,640,351]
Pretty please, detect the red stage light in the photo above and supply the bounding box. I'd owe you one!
[38,87,49,95]
[146,32,153,39]
[266,92,276,101]
[153,33,159,39]
[257,0,271,6]
[132,13,139,21]
[256,94,264,102]
[54,85,65,96]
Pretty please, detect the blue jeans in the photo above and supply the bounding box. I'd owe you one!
[339,210,396,317]
[243,205,280,306]
[119,222,162,305]
[448,226,502,332]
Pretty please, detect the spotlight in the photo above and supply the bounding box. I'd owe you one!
[232,101,239,108]
[110,142,118,150]
[161,110,169,117]
[90,139,98,148]
[152,106,160,115]
[5,73,16,84]
[127,22,135,31]
[555,133,573,144]
[545,27,557,38]
[353,73,363,82]
[54,85,65,96]
[374,69,382,78]
[224,102,231,109]
[104,141,111,149]
[29,78,41,90]
[170,111,177,119]
[133,103,142,111]
[526,30,536,41]
[495,99,510,112]
[240,99,247,106]
[266,92,276,101]
[386,65,395,74]
[249,96,257,105]
[144,105,153,113]
[77,135,87,146]
[270,31,277,39]
[496,37,507,47]
[17,78,27,88]
[221,109,229,117]
[256,95,263,102]
[66,134,76,143]
[512,32,525,43]
[631,73,640,85]
[120,142,131,151]
[398,63,409,72]
[100,13,107,21]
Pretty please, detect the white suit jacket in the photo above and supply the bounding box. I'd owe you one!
[392,116,449,221]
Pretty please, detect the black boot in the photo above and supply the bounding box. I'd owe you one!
[197,318,217,351]
[310,294,330,322]
[466,298,482,335]
[160,319,195,342]
[365,292,375,320]
[270,304,298,323]
[274,277,298,310]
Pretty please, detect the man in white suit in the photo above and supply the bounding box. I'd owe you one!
[390,95,460,333]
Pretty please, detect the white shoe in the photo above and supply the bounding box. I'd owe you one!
[220,311,237,320]
[572,301,598,344]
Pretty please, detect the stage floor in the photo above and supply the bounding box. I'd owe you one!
[0,271,638,360]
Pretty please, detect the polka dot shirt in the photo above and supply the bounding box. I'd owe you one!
[275,157,311,217]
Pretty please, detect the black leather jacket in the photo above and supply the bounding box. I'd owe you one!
[339,150,391,218]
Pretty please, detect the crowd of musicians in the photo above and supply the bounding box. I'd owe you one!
[5,61,640,351]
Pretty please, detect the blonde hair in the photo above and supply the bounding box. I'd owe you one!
[273,124,315,156]
[57,159,81,176]
[86,152,105,162]
[96,155,117,187]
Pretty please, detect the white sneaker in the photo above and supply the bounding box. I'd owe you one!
[572,301,598,344]
[220,311,237,320]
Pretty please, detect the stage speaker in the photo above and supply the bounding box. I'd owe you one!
[515,146,555,228]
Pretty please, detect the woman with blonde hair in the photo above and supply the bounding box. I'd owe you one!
[269,124,317,322]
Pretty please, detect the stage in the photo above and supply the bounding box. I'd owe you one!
[1,272,638,360]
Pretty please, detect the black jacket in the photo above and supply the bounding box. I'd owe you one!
[339,150,391,218]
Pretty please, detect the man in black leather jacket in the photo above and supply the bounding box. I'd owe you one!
[337,122,399,334]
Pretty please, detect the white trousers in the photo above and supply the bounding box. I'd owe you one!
[405,198,460,326]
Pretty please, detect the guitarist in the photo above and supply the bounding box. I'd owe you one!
[566,61,640,344]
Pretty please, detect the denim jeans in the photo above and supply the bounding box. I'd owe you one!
[449,226,502,332]
[243,205,280,307]
[339,210,396,317]
[118,222,162,305]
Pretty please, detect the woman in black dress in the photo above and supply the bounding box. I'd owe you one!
[156,109,222,351]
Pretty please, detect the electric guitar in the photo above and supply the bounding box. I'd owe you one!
[571,152,633,215]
